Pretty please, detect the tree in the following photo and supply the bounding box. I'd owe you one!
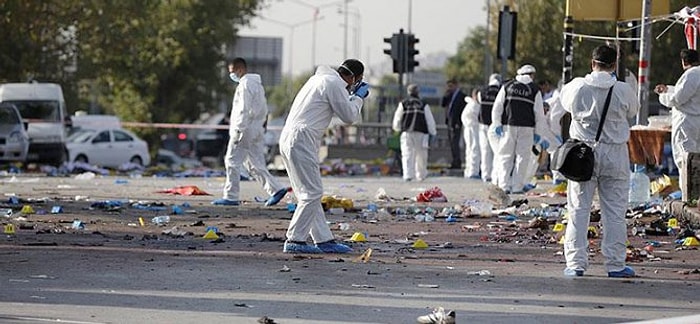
[0,0,263,144]
[445,26,489,88]
[446,0,689,91]
[266,71,314,118]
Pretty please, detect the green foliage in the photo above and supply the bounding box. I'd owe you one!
[267,70,314,118]
[0,0,263,139]
[445,26,489,86]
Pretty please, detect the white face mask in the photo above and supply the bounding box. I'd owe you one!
[229,72,240,83]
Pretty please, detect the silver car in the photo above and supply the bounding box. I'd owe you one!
[0,103,29,162]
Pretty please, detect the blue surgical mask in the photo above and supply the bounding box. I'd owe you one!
[229,72,240,83]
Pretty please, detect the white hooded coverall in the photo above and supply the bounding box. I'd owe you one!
[461,95,481,178]
[560,71,639,273]
[224,73,285,201]
[280,66,363,243]
[477,80,502,183]
[392,97,437,181]
[490,74,548,192]
[657,65,700,190]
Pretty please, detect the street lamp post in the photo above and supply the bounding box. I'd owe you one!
[260,16,322,76]
[290,0,349,71]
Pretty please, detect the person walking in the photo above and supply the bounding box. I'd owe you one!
[461,88,481,179]
[476,73,502,183]
[559,45,639,278]
[279,59,369,254]
[490,64,548,194]
[442,79,466,170]
[392,84,437,182]
[212,58,289,207]
[655,49,700,195]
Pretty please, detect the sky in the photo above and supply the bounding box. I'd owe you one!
[239,0,489,77]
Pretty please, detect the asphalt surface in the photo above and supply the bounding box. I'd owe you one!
[0,173,699,323]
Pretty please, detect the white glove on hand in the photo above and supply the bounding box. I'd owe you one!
[232,129,243,145]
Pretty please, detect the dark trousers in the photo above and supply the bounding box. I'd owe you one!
[447,124,462,169]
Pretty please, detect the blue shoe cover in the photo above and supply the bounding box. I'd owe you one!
[283,241,322,254]
[315,240,352,253]
[563,268,584,277]
[265,187,289,206]
[211,198,240,206]
[608,266,635,278]
[523,184,536,192]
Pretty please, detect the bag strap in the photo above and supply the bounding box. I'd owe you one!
[595,85,614,142]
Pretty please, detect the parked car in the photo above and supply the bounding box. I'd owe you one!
[153,149,202,170]
[193,113,282,165]
[66,128,151,168]
[0,102,29,162]
[193,113,228,162]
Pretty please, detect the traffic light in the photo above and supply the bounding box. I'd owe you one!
[383,30,406,73]
[406,34,419,72]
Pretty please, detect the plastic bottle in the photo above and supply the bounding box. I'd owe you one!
[151,215,171,225]
[628,165,650,205]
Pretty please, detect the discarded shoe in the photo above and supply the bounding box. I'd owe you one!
[416,307,456,324]
[211,198,240,206]
[265,187,289,206]
[608,266,635,278]
[283,241,322,254]
[522,183,536,192]
[563,268,584,277]
[316,240,352,253]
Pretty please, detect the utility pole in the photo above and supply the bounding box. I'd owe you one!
[562,15,574,83]
[343,0,349,59]
[637,0,652,126]
[484,0,492,83]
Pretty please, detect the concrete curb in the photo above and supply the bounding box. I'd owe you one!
[666,200,700,228]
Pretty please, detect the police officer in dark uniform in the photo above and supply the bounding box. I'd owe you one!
[490,65,548,194]
[476,73,502,183]
[392,84,437,181]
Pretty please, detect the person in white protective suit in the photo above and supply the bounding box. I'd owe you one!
[212,58,289,207]
[476,73,502,183]
[522,101,563,190]
[559,45,639,278]
[490,64,549,194]
[392,84,437,181]
[655,49,700,196]
[461,88,481,179]
[280,59,370,254]
[545,88,567,184]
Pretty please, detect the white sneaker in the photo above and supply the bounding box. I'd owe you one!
[416,307,456,324]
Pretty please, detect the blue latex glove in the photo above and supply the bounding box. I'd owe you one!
[533,134,541,143]
[494,125,503,137]
[353,82,370,98]
[540,140,550,150]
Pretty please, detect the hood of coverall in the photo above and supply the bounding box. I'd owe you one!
[583,71,617,89]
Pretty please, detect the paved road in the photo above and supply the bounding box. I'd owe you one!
[0,174,698,323]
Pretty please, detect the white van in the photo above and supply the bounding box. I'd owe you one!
[0,82,68,165]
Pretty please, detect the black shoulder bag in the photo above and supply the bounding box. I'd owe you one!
[551,85,614,182]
